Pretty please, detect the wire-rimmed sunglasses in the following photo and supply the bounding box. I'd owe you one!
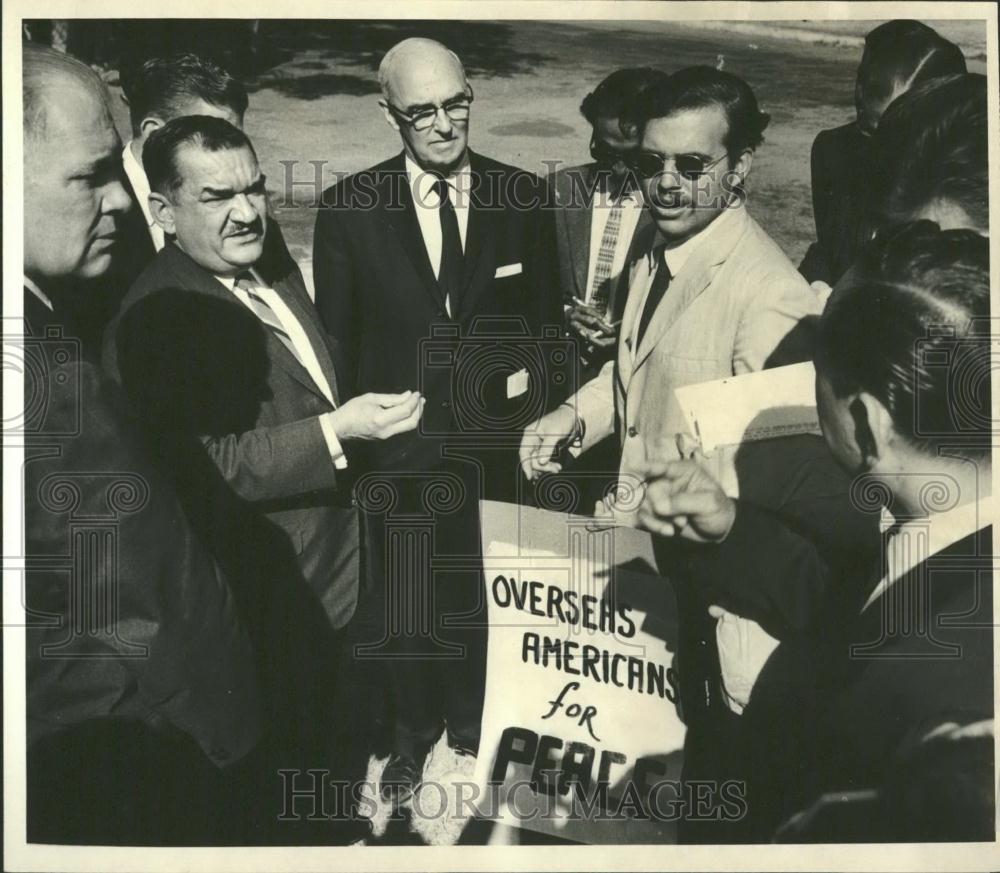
[631,150,729,180]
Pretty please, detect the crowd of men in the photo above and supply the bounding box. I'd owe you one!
[21,18,992,845]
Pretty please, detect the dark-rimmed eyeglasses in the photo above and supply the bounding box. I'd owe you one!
[386,88,474,131]
[631,150,729,180]
[589,136,637,169]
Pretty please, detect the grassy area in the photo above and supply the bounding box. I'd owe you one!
[102,18,986,271]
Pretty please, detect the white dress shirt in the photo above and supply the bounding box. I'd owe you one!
[123,140,165,252]
[862,494,994,612]
[628,204,741,353]
[584,186,644,305]
[217,270,347,469]
[405,153,471,315]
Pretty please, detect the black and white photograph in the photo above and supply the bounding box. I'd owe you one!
[3,1,998,868]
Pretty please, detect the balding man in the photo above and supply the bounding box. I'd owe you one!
[21,45,262,843]
[312,38,562,800]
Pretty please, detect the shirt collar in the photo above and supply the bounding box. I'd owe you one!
[215,267,263,291]
[23,275,53,311]
[405,153,473,205]
[863,494,994,611]
[650,203,739,278]
[122,140,156,228]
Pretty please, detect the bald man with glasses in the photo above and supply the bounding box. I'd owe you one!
[312,37,563,802]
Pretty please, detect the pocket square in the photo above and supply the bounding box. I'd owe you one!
[494,262,523,278]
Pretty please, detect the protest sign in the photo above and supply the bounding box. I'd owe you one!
[473,500,706,844]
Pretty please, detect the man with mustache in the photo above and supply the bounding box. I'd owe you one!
[103,115,424,775]
[521,66,822,504]
[312,37,562,802]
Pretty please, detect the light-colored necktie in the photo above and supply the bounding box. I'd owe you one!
[234,274,306,369]
[589,194,624,315]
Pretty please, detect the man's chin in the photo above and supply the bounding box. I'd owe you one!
[224,239,265,265]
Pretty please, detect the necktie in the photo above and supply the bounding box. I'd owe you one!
[635,254,671,347]
[434,177,464,312]
[234,274,306,369]
[589,192,624,316]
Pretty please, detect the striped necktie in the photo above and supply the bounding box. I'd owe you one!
[589,192,625,315]
[233,274,306,369]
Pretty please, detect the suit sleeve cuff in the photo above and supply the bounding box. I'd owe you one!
[319,412,348,470]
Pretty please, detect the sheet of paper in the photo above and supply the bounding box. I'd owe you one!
[673,361,820,453]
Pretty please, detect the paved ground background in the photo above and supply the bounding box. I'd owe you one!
[101,18,988,285]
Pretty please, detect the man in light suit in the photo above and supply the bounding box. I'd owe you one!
[22,45,262,845]
[312,37,563,799]
[103,116,423,769]
[521,66,822,507]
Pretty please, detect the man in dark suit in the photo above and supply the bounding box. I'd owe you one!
[105,52,296,334]
[549,68,664,512]
[103,116,423,770]
[312,37,563,799]
[799,20,965,285]
[21,45,262,845]
[552,68,663,375]
[639,222,993,842]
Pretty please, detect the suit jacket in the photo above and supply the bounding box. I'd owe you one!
[571,207,823,504]
[312,150,564,483]
[799,121,874,286]
[734,522,994,839]
[550,163,653,373]
[103,243,359,631]
[23,288,261,768]
[551,162,653,310]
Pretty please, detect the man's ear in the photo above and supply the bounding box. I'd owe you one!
[851,391,895,469]
[139,115,165,142]
[147,192,176,236]
[379,99,401,133]
[730,148,753,185]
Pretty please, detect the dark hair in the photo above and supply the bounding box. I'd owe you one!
[869,73,987,233]
[859,20,966,105]
[633,66,770,158]
[817,221,991,459]
[579,67,670,136]
[143,115,256,197]
[122,53,248,137]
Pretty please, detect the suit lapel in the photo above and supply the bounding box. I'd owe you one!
[380,156,447,312]
[455,153,498,319]
[271,269,341,406]
[631,208,749,373]
[565,164,598,298]
[163,245,335,406]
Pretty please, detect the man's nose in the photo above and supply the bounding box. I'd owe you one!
[230,193,259,223]
[103,177,132,215]
[655,165,682,191]
[432,107,454,135]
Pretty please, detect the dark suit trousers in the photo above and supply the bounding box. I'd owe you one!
[358,458,488,758]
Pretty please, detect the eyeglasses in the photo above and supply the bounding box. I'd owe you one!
[386,88,474,131]
[589,136,636,168]
[631,150,729,180]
